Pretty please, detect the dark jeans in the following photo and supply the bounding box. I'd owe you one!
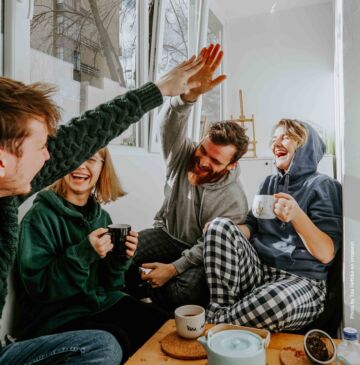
[0,330,121,365]
[57,295,170,363]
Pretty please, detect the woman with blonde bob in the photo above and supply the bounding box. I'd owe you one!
[203,119,342,332]
[15,147,169,363]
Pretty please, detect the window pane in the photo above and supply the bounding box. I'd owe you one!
[200,10,223,138]
[158,0,189,76]
[30,0,137,146]
[119,0,136,90]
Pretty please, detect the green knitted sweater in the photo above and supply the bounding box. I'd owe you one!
[0,82,162,321]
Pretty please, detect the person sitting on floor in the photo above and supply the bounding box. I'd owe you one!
[203,119,342,332]
[126,44,249,311]
[15,148,170,363]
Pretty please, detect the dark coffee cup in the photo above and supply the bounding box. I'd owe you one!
[107,224,131,257]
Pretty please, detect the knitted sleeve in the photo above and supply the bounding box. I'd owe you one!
[25,82,162,198]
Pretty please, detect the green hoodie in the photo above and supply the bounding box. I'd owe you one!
[15,190,131,339]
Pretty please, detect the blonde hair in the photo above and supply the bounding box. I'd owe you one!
[274,119,308,148]
[50,147,126,204]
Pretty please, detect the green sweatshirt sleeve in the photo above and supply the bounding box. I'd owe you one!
[23,82,162,200]
[100,255,132,291]
[18,218,100,304]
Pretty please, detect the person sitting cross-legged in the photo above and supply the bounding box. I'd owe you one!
[203,119,342,332]
[126,44,249,311]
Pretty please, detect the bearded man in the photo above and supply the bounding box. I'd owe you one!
[125,44,249,310]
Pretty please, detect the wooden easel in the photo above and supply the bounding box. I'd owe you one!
[199,91,257,158]
[237,89,257,158]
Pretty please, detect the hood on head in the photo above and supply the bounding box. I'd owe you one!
[283,122,325,178]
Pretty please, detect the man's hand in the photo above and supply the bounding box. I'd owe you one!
[140,262,178,288]
[181,43,227,103]
[88,228,113,258]
[274,193,302,222]
[155,55,205,96]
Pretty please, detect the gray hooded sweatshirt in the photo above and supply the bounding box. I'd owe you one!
[245,123,342,281]
[154,96,248,274]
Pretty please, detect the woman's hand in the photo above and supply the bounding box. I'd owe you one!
[125,230,138,258]
[88,228,113,258]
[273,193,302,222]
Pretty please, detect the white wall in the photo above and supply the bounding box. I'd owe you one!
[224,2,334,156]
[104,147,166,231]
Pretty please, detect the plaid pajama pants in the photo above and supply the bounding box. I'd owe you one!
[204,218,327,332]
[132,228,209,311]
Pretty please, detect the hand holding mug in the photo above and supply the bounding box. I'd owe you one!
[107,224,137,258]
[124,230,138,257]
[273,193,301,222]
[88,227,113,258]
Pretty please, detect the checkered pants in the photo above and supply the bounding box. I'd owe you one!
[204,218,327,332]
[133,228,209,311]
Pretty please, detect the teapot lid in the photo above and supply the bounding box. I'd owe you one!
[208,330,263,358]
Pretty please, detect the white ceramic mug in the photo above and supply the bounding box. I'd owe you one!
[252,194,276,219]
[175,305,206,339]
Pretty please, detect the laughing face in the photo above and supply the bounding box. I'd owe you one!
[63,152,104,204]
[271,126,299,172]
[187,137,237,186]
[0,119,50,197]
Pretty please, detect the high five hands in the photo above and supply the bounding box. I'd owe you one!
[181,43,227,102]
[155,43,226,99]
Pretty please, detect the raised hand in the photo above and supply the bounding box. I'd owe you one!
[155,55,205,96]
[181,43,227,102]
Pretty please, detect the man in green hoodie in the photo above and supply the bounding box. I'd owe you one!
[0,54,204,364]
[127,44,250,311]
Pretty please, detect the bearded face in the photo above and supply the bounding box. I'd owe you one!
[186,140,236,186]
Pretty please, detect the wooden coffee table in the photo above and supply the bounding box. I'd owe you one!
[124,319,339,365]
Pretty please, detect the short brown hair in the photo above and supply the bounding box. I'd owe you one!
[50,147,126,204]
[207,121,249,163]
[274,119,308,147]
[0,77,60,156]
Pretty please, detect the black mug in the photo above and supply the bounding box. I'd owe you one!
[107,224,131,257]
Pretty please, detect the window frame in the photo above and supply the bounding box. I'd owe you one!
[148,0,206,152]
[4,0,217,151]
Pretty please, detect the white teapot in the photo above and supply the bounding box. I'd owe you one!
[198,324,270,365]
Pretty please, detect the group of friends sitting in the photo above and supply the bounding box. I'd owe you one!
[0,44,342,364]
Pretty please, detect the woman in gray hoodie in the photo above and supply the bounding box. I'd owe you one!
[203,119,342,332]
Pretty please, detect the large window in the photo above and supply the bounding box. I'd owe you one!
[149,0,200,152]
[6,0,209,150]
[30,0,138,146]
